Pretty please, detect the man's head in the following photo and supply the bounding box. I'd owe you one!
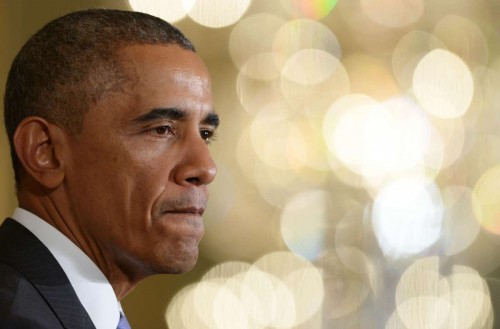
[3,9,218,297]
[4,8,195,184]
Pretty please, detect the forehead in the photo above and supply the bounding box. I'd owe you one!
[118,44,211,96]
[86,44,213,125]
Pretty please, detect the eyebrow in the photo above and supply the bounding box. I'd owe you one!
[132,108,219,128]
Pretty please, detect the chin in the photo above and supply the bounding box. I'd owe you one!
[152,243,200,274]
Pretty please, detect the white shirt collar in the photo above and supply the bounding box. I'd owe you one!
[11,207,121,329]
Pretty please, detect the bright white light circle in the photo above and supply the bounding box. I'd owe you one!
[128,0,193,23]
[372,177,443,259]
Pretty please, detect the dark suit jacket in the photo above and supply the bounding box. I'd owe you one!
[0,218,95,328]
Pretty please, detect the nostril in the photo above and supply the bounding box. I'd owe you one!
[186,177,200,184]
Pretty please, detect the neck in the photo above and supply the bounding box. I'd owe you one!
[17,182,144,300]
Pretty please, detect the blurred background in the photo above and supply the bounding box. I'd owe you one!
[2,0,500,328]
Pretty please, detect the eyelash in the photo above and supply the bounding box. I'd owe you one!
[148,126,217,144]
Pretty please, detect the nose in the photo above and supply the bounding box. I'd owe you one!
[175,135,217,186]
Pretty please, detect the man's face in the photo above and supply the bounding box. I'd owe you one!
[63,44,218,277]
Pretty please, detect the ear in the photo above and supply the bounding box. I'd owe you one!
[13,116,66,189]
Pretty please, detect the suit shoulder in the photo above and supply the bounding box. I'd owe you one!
[0,262,62,328]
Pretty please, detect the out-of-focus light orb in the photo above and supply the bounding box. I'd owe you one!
[281,49,339,85]
[273,19,341,69]
[397,296,452,329]
[283,266,324,325]
[240,52,282,81]
[280,189,331,260]
[440,186,480,256]
[165,284,196,329]
[128,0,192,23]
[212,284,252,329]
[324,95,431,186]
[393,258,492,329]
[433,15,489,68]
[360,0,424,28]
[238,269,281,326]
[327,99,394,177]
[280,0,338,20]
[190,281,222,328]
[392,31,445,90]
[229,13,286,70]
[472,165,500,235]
[253,252,318,328]
[250,102,307,170]
[396,257,448,305]
[445,268,492,329]
[372,177,443,259]
[184,0,251,28]
[413,49,474,119]
[281,56,350,116]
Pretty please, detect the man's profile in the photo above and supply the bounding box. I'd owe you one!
[0,8,218,328]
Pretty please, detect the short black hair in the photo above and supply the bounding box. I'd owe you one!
[4,8,196,184]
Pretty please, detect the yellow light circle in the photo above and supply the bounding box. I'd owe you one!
[472,165,500,235]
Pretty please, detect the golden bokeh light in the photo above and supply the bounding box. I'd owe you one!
[360,0,424,28]
[323,95,433,187]
[185,0,251,28]
[472,165,500,235]
[397,296,452,329]
[250,101,307,170]
[281,49,339,85]
[413,49,474,119]
[392,258,493,329]
[280,55,350,116]
[229,13,286,71]
[240,52,281,81]
[165,252,326,329]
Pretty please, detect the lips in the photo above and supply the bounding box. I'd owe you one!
[166,207,205,216]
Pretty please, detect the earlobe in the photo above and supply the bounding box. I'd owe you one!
[13,117,66,189]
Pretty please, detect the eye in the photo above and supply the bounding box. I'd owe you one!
[200,129,216,142]
[151,125,173,136]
